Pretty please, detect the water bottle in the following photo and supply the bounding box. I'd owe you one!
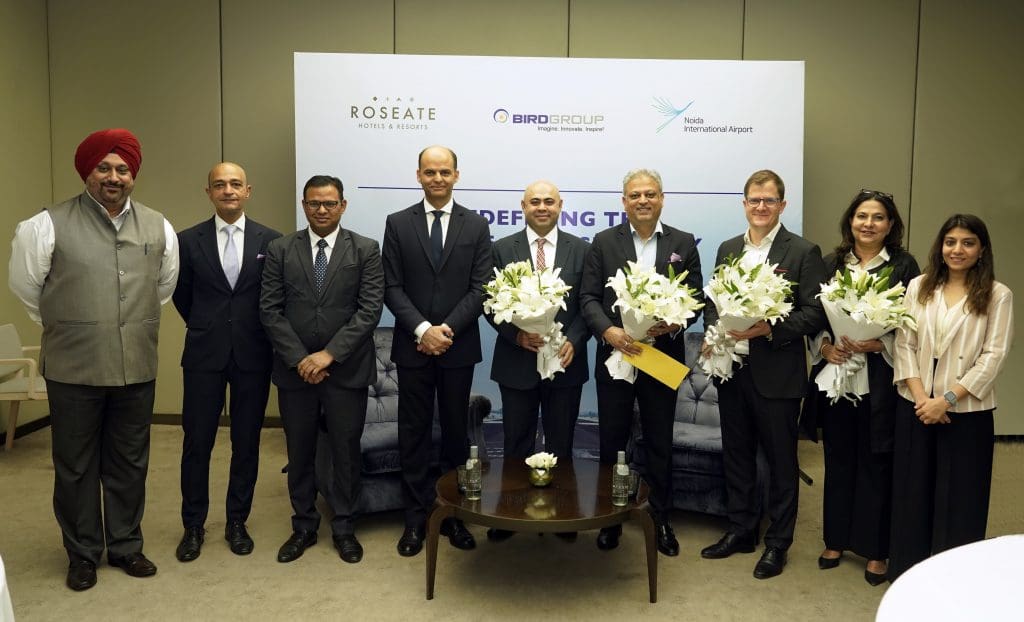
[612,450,630,507]
[465,445,482,500]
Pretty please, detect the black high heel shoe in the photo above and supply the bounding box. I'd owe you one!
[818,553,841,569]
[864,568,888,586]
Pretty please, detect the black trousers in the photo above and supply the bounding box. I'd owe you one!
[278,383,367,536]
[821,396,892,559]
[888,399,994,580]
[499,382,582,460]
[717,364,801,550]
[179,362,271,528]
[47,379,155,564]
[397,362,473,527]
[596,373,676,522]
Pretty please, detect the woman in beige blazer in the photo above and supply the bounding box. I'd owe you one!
[889,214,1014,581]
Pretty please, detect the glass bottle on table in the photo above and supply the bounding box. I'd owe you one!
[612,450,630,507]
[465,445,482,501]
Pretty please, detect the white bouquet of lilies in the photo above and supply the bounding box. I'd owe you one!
[605,260,704,383]
[701,253,794,381]
[525,451,558,470]
[484,261,572,380]
[814,265,917,403]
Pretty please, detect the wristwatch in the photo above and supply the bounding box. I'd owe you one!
[943,390,958,408]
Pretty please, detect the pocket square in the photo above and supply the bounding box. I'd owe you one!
[774,267,788,273]
[256,253,266,260]
[668,252,683,263]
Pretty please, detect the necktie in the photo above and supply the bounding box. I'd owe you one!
[223,224,239,288]
[535,238,546,271]
[430,210,444,267]
[314,239,328,294]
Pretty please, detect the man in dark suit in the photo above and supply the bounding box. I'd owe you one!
[172,162,281,562]
[485,180,590,543]
[579,169,703,557]
[260,175,384,564]
[382,145,492,557]
[699,169,826,579]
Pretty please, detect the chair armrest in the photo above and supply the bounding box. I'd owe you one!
[21,346,40,355]
[0,357,44,398]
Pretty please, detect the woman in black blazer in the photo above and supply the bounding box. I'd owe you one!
[800,190,919,585]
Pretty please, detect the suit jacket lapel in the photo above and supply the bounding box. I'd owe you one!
[411,202,434,269]
[198,218,232,291]
[236,223,262,287]
[513,230,532,266]
[655,226,674,273]
[616,223,637,265]
[766,225,792,267]
[319,229,351,297]
[294,229,316,293]
[438,203,466,271]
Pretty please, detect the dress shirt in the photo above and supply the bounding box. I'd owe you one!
[9,193,179,323]
[525,226,559,269]
[414,196,454,341]
[630,221,663,269]
[216,213,246,272]
[741,220,783,265]
[307,225,340,263]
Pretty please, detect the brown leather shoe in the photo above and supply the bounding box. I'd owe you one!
[109,552,157,577]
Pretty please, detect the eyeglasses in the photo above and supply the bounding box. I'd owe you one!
[858,189,894,200]
[303,200,341,210]
[745,197,781,208]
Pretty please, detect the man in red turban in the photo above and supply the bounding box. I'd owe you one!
[9,128,179,591]
[74,128,143,181]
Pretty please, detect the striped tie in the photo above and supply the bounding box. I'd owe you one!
[535,238,546,271]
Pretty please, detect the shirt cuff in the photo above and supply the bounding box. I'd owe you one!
[414,321,431,342]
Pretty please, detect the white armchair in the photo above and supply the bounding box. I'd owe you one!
[0,324,47,450]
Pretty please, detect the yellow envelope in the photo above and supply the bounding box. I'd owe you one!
[624,343,690,390]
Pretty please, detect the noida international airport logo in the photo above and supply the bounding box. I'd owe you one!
[652,97,694,133]
[493,108,510,123]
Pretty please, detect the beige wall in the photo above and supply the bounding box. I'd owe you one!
[2,0,1021,432]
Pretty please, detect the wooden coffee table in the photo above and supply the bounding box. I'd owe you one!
[425,458,657,602]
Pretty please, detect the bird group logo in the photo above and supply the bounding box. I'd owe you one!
[493,108,510,123]
[652,97,694,133]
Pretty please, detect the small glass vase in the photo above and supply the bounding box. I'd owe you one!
[528,467,554,487]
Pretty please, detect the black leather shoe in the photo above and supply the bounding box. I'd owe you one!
[225,521,254,556]
[276,530,317,563]
[818,552,842,569]
[176,526,205,562]
[440,518,476,550]
[486,528,515,542]
[701,531,757,559]
[865,568,888,586]
[753,547,787,579]
[109,552,157,577]
[397,525,425,557]
[656,523,680,557]
[596,525,621,551]
[66,560,97,591]
[554,532,578,543]
[333,534,363,564]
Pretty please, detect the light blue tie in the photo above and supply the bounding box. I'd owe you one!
[223,224,239,288]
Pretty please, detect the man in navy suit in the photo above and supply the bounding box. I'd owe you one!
[260,175,384,564]
[579,168,703,557]
[382,146,492,557]
[173,162,281,562]
[485,180,590,543]
[699,169,826,579]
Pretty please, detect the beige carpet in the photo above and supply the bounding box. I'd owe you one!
[1,425,1021,622]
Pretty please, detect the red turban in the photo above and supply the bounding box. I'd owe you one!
[74,128,142,181]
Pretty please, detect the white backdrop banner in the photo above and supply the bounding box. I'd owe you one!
[294,52,805,418]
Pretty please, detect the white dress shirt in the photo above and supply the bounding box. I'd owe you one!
[307,225,340,263]
[629,221,663,269]
[9,194,179,323]
[525,226,559,269]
